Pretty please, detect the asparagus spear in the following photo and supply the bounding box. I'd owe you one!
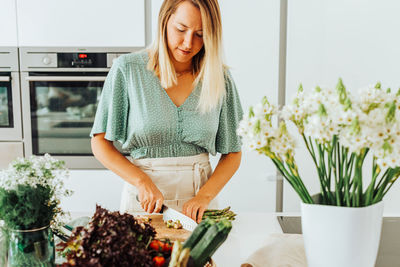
[202,206,237,221]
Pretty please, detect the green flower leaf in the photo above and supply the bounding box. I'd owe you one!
[253,119,261,134]
[386,101,396,123]
[249,106,255,118]
[350,117,361,135]
[318,103,327,117]
[298,83,304,93]
[383,140,393,154]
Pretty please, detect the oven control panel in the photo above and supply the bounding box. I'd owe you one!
[20,49,131,71]
[58,53,107,68]
[23,52,121,69]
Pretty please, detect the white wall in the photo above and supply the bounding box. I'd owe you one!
[61,0,281,214]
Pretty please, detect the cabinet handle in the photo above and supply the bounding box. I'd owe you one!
[25,76,107,82]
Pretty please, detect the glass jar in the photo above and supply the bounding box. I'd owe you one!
[7,225,54,267]
[0,226,7,267]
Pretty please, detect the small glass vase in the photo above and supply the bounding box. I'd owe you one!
[7,225,55,267]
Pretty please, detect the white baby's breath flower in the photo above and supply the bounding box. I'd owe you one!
[0,153,73,230]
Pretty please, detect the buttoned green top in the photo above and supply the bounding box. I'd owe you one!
[90,50,243,159]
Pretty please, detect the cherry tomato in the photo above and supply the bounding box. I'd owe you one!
[162,242,173,252]
[153,256,166,267]
[150,240,163,251]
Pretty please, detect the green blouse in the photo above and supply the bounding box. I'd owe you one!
[90,51,243,159]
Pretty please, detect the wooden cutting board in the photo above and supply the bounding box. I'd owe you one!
[143,214,192,242]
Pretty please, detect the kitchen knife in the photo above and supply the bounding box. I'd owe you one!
[135,195,198,231]
[161,204,198,232]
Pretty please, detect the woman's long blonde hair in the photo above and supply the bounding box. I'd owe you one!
[147,0,226,113]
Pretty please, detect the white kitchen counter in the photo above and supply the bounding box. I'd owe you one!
[213,212,289,267]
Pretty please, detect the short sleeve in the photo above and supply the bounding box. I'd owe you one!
[90,57,129,144]
[215,70,244,154]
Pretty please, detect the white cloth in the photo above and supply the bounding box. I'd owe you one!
[241,234,307,267]
[120,153,218,214]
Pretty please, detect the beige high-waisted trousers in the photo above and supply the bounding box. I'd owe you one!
[120,153,218,214]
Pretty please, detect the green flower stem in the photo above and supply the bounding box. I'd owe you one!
[282,160,312,202]
[336,147,344,205]
[269,157,313,203]
[302,134,314,158]
[338,143,346,191]
[302,134,330,203]
[373,168,398,203]
[286,160,313,203]
[351,171,359,206]
[302,135,326,195]
[317,142,334,204]
[374,169,389,194]
[327,137,341,206]
[345,153,355,184]
[271,153,313,203]
[333,137,345,206]
[364,158,380,206]
[381,168,400,200]
[351,149,368,206]
[342,149,352,206]
[382,172,400,198]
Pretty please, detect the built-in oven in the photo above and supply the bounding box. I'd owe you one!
[20,47,140,169]
[0,47,24,168]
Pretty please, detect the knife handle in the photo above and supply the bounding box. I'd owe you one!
[135,194,166,213]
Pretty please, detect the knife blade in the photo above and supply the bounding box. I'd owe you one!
[161,204,198,231]
[135,195,198,231]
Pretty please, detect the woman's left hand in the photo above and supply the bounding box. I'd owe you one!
[182,195,212,223]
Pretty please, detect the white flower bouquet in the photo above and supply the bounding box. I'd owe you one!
[238,79,400,206]
[0,153,73,230]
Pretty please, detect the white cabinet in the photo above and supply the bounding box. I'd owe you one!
[0,0,18,46]
[284,0,400,212]
[16,0,145,47]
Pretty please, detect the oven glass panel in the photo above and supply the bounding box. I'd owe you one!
[0,78,13,128]
[30,80,103,155]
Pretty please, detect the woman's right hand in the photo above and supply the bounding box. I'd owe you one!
[136,176,164,213]
[91,133,164,213]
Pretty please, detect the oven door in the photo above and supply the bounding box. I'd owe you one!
[0,72,22,140]
[21,72,126,169]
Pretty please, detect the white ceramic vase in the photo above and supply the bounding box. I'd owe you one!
[301,200,384,267]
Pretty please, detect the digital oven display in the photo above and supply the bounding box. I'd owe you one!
[57,53,107,68]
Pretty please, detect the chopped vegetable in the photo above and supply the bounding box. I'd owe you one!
[165,219,183,229]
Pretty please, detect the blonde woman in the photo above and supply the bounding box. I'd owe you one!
[90,0,243,223]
